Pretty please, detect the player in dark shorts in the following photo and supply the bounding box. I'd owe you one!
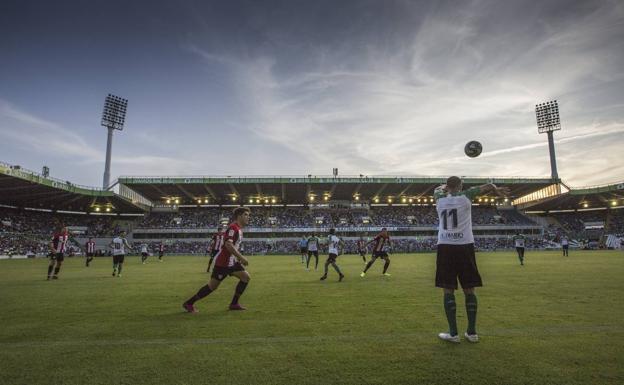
[183,207,252,312]
[320,228,345,282]
[306,234,320,271]
[85,237,96,267]
[47,222,69,280]
[207,225,225,273]
[360,228,392,277]
[434,176,509,343]
[356,237,367,263]
[298,236,308,264]
[158,242,165,262]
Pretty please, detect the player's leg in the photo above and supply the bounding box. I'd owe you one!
[314,251,319,270]
[206,256,215,273]
[436,245,460,342]
[382,255,391,275]
[183,277,223,312]
[361,255,377,276]
[229,270,251,310]
[330,261,344,281]
[47,256,55,279]
[117,256,125,277]
[306,251,312,270]
[53,260,62,279]
[320,256,332,280]
[520,248,525,265]
[360,250,366,263]
[458,244,482,342]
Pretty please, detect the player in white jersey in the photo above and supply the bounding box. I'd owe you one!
[434,176,508,344]
[306,234,320,271]
[140,243,149,264]
[320,228,345,282]
[110,231,133,277]
[512,233,526,265]
[561,236,569,257]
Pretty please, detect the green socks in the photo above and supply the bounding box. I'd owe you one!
[444,293,458,336]
[465,293,478,335]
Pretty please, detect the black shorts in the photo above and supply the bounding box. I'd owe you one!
[141,252,148,257]
[86,252,94,258]
[50,252,64,262]
[562,245,569,250]
[210,250,218,258]
[211,263,245,281]
[435,243,482,290]
[300,247,307,254]
[327,253,338,263]
[515,247,525,252]
[307,250,319,257]
[372,251,389,259]
[159,251,164,257]
[358,249,366,256]
[113,254,125,264]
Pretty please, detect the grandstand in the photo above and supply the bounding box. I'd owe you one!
[3,159,623,256]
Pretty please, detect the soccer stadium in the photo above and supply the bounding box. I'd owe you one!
[2,1,624,385]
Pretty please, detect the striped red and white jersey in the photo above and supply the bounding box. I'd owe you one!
[210,231,225,252]
[52,231,69,253]
[214,224,242,268]
[159,244,164,252]
[372,234,390,252]
[357,240,366,251]
[86,241,96,253]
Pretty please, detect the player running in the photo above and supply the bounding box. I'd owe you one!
[140,243,149,264]
[434,176,508,343]
[157,242,165,262]
[320,228,345,282]
[47,222,69,280]
[183,207,252,312]
[206,225,225,273]
[298,236,308,264]
[110,231,132,277]
[513,233,526,265]
[85,237,96,267]
[360,228,392,277]
[561,236,569,256]
[357,236,367,263]
[306,234,320,271]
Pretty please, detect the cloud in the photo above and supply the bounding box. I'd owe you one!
[186,0,624,186]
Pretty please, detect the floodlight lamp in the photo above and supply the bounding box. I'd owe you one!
[271,198,276,204]
[95,207,101,212]
[166,199,171,204]
[106,207,111,212]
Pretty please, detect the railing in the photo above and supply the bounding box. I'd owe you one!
[0,160,104,192]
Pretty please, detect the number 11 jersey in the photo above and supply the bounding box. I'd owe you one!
[434,186,480,245]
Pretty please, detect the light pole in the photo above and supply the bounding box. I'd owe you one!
[101,94,128,189]
[535,100,561,181]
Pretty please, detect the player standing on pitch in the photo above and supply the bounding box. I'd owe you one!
[561,235,569,257]
[298,236,308,264]
[110,231,132,277]
[158,242,164,262]
[320,228,345,282]
[306,233,320,271]
[360,228,392,277]
[85,237,96,267]
[434,176,508,343]
[206,225,225,273]
[183,207,251,312]
[513,232,526,266]
[47,222,69,280]
[357,236,367,263]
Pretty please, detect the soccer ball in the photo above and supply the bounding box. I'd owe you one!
[464,141,482,158]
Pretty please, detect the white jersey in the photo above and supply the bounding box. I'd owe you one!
[514,235,526,248]
[328,235,340,254]
[307,237,319,251]
[112,237,127,256]
[141,244,148,253]
[561,237,569,246]
[434,186,479,245]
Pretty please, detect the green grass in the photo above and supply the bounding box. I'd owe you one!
[0,250,623,385]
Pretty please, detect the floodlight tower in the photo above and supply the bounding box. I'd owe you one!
[535,100,561,181]
[101,94,128,189]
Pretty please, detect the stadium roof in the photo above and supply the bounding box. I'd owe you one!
[118,175,558,206]
[522,182,624,212]
[0,162,147,214]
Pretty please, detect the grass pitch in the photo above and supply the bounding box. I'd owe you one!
[0,250,623,385]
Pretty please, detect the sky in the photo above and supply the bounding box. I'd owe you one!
[1,0,623,188]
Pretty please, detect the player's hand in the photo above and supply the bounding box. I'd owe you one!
[239,256,249,266]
